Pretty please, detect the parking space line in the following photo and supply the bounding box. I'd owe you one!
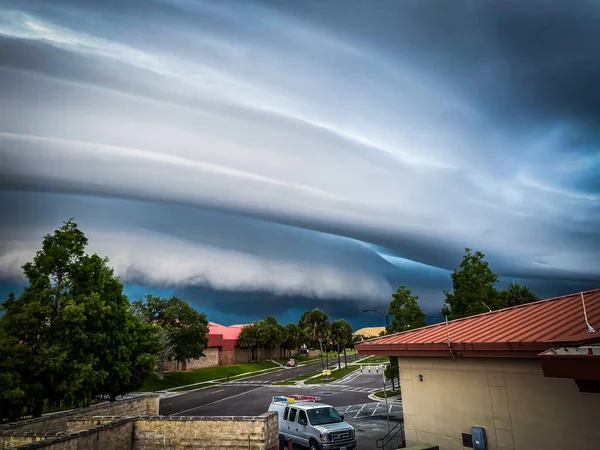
[345,405,352,412]
[353,404,366,419]
[371,403,380,416]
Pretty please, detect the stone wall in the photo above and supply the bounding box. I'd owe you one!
[163,347,221,372]
[1,419,134,450]
[0,395,159,434]
[235,346,251,364]
[133,413,278,450]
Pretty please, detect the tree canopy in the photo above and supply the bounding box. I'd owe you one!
[441,248,505,319]
[441,248,539,319]
[298,308,331,369]
[132,294,209,364]
[0,219,159,420]
[504,282,539,307]
[387,285,427,333]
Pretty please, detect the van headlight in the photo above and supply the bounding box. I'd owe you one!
[319,433,330,442]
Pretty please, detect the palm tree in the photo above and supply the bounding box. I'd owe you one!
[258,316,284,362]
[282,323,301,359]
[330,320,345,370]
[299,309,330,370]
[238,323,259,361]
[340,320,354,367]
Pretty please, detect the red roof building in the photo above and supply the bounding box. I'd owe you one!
[356,288,600,450]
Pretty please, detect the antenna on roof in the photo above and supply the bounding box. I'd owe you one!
[445,315,456,361]
[580,292,597,334]
[481,301,492,312]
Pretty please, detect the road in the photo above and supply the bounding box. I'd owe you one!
[159,359,403,450]
[160,353,359,416]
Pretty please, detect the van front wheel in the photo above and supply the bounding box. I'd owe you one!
[308,439,320,450]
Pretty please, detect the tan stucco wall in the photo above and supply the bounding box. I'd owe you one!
[399,356,600,450]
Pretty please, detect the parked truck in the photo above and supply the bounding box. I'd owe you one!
[268,395,357,450]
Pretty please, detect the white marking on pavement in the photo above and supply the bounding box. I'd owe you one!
[371,403,380,416]
[353,404,366,419]
[168,386,265,416]
[345,406,352,412]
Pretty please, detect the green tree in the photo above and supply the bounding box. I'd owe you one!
[0,219,159,419]
[387,286,426,333]
[503,282,539,307]
[132,295,209,373]
[257,316,284,361]
[441,248,507,319]
[330,320,345,369]
[0,326,27,421]
[281,323,301,359]
[299,309,330,370]
[237,323,259,362]
[384,357,399,391]
[338,320,354,368]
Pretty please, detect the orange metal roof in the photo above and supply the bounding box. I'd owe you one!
[355,288,600,358]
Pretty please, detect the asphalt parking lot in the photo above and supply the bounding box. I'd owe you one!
[339,403,404,450]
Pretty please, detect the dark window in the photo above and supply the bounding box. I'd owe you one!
[283,407,290,421]
[307,407,343,425]
[288,408,297,422]
[298,410,308,426]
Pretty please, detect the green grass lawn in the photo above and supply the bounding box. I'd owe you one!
[304,366,358,385]
[373,389,401,399]
[171,366,284,392]
[357,356,390,364]
[139,361,279,392]
[272,380,298,386]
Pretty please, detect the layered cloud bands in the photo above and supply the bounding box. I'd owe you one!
[0,0,599,320]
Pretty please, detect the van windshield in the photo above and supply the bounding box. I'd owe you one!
[307,407,343,425]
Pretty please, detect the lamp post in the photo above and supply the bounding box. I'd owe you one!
[362,309,390,331]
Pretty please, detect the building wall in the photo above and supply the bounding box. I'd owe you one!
[163,347,221,372]
[0,395,159,434]
[133,413,279,450]
[399,356,600,450]
[235,346,251,364]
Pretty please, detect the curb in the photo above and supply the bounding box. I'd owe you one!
[367,393,402,404]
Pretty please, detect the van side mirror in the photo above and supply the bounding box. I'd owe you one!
[340,414,344,421]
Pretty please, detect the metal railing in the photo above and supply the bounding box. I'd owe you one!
[376,419,405,449]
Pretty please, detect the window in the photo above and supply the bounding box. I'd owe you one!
[288,408,297,422]
[307,407,343,425]
[283,407,290,421]
[298,410,308,426]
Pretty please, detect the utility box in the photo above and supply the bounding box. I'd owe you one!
[471,426,487,450]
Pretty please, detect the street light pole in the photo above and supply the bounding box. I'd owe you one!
[362,309,390,332]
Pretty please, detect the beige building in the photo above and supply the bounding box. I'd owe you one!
[356,288,600,450]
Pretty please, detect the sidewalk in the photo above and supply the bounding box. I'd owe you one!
[367,392,402,404]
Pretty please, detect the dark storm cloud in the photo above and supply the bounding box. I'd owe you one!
[0,0,599,321]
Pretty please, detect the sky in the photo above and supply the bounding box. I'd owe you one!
[0,0,599,329]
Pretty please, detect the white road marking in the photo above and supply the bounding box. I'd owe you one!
[345,405,352,412]
[168,386,265,416]
[371,403,380,416]
[353,404,366,419]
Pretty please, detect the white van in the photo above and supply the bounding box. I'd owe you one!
[268,396,357,450]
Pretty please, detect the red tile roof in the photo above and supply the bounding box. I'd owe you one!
[355,288,600,358]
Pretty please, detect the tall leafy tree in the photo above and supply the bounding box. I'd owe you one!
[339,320,354,368]
[281,323,301,359]
[441,248,507,319]
[237,323,259,362]
[132,295,209,372]
[330,320,347,369]
[504,282,539,307]
[0,219,159,419]
[299,309,330,370]
[257,316,284,361]
[387,286,426,333]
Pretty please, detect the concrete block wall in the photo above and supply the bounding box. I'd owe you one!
[2,419,134,450]
[0,395,159,434]
[133,413,279,450]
